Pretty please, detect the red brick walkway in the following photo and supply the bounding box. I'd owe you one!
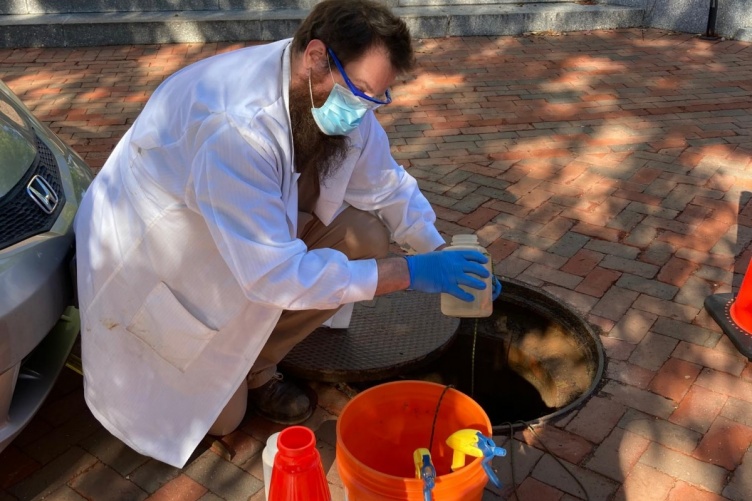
[2,28,752,500]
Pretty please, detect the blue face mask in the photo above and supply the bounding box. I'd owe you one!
[310,82,376,136]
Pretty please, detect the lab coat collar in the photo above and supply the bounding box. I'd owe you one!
[282,41,293,176]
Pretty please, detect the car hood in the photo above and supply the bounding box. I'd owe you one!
[0,115,37,198]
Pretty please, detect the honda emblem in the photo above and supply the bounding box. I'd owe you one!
[26,175,59,214]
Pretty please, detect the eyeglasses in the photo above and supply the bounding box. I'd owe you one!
[327,47,392,106]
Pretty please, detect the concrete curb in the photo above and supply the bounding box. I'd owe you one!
[0,4,644,48]
[735,27,752,42]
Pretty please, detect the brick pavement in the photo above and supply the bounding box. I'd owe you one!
[2,28,752,500]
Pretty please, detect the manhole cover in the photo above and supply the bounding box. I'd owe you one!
[280,289,459,382]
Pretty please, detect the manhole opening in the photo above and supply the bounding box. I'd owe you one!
[403,278,606,432]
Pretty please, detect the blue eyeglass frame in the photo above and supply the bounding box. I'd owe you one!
[327,47,392,106]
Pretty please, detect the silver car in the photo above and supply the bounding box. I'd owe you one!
[0,79,94,453]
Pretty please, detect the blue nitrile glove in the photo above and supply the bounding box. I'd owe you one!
[405,250,490,302]
[492,276,502,301]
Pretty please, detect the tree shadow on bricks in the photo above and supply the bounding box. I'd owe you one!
[378,30,752,500]
[2,28,752,500]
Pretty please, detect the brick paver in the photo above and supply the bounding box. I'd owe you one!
[2,28,752,500]
[648,357,703,402]
[614,463,676,501]
[584,427,650,482]
[565,395,627,444]
[618,410,703,455]
[693,416,752,471]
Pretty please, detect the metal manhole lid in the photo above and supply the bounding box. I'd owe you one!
[280,290,459,383]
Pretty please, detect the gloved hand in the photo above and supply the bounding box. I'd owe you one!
[492,276,502,301]
[405,250,490,302]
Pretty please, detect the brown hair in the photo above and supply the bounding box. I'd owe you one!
[292,0,414,74]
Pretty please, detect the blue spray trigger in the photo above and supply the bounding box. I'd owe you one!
[476,433,506,488]
[445,429,506,489]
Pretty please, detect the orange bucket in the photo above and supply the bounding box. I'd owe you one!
[336,380,493,500]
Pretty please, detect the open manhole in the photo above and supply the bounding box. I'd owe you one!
[404,276,605,432]
[284,276,605,431]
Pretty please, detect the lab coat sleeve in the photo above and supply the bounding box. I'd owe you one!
[188,112,377,310]
[344,113,445,253]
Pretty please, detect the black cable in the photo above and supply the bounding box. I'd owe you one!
[507,422,520,501]
[428,384,453,456]
[427,378,589,498]
[436,269,587,499]
[498,420,591,501]
[470,318,478,398]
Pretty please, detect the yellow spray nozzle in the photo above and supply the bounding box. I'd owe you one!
[445,429,483,471]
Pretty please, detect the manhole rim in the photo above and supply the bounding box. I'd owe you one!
[486,276,606,432]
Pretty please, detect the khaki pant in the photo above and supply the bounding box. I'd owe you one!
[209,207,390,435]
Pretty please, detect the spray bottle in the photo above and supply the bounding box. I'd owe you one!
[413,448,436,501]
[445,429,507,488]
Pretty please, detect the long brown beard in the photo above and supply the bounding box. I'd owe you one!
[289,82,349,185]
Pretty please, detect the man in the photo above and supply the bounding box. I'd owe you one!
[75,0,499,468]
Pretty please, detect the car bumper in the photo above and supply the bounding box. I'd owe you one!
[0,306,80,451]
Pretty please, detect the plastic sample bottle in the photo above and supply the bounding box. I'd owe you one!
[262,431,281,501]
[268,426,331,501]
[440,234,493,318]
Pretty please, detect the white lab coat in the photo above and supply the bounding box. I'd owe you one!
[74,38,444,467]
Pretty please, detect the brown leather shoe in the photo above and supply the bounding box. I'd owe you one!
[247,373,316,425]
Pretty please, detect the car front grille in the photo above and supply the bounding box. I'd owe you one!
[0,135,66,250]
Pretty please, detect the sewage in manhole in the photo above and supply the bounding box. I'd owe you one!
[407,277,605,432]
